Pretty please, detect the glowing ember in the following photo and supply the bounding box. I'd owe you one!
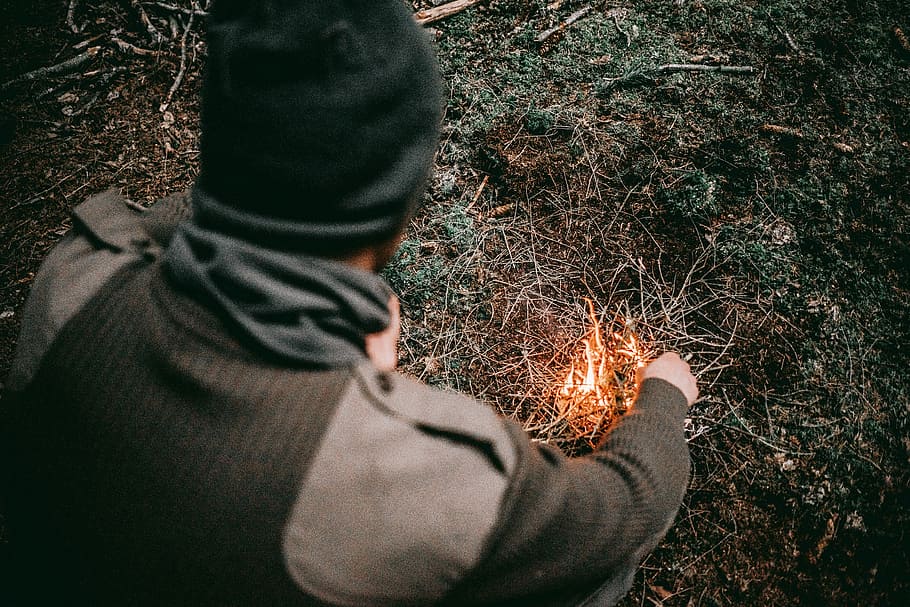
[554,299,652,444]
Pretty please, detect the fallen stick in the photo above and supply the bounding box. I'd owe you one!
[74,34,105,50]
[66,0,83,33]
[536,5,592,44]
[765,11,799,53]
[127,0,164,42]
[609,8,632,48]
[465,175,489,212]
[111,36,163,57]
[35,65,127,101]
[415,0,484,26]
[760,123,803,138]
[601,63,756,91]
[149,1,210,17]
[894,26,910,53]
[0,47,100,93]
[159,11,194,112]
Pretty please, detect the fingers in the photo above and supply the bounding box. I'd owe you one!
[364,294,401,371]
[387,293,400,329]
[640,352,699,406]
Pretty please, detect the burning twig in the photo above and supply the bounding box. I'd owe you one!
[537,300,653,447]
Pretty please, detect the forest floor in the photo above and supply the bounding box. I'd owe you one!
[1,1,908,605]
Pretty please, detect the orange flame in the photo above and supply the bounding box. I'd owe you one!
[555,300,652,443]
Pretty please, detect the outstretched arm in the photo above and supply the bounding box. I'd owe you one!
[443,353,695,606]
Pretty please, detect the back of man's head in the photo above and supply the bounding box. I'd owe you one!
[196,0,443,255]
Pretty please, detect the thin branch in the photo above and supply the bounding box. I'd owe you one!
[73,34,104,49]
[159,11,194,112]
[601,63,756,91]
[609,8,632,48]
[147,1,209,17]
[536,5,592,43]
[111,36,163,57]
[465,175,489,213]
[0,47,101,93]
[760,123,803,138]
[414,0,484,26]
[894,26,910,54]
[765,11,800,53]
[127,0,164,43]
[66,0,83,33]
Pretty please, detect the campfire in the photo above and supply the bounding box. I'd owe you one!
[548,300,653,447]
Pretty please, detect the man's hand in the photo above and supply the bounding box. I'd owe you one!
[365,294,400,371]
[639,352,699,406]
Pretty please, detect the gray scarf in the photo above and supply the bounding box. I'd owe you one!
[163,188,392,368]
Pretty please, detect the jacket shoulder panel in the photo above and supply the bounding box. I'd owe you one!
[6,190,149,390]
[282,364,517,606]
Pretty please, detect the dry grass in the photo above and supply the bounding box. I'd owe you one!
[396,123,742,455]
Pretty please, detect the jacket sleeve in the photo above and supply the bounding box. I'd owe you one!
[441,377,690,606]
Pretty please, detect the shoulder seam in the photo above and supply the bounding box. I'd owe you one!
[354,369,510,476]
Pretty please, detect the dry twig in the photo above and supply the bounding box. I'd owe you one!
[414,0,484,26]
[601,63,756,91]
[111,36,163,57]
[466,175,489,212]
[73,34,104,50]
[1,47,101,94]
[607,8,632,48]
[536,5,593,43]
[766,11,800,53]
[66,0,83,34]
[159,10,195,112]
[760,123,803,138]
[127,0,164,42]
[149,1,210,17]
[894,26,910,54]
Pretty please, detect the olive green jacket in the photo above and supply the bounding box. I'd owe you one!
[4,191,690,607]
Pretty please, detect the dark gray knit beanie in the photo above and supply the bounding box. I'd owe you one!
[196,0,443,252]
